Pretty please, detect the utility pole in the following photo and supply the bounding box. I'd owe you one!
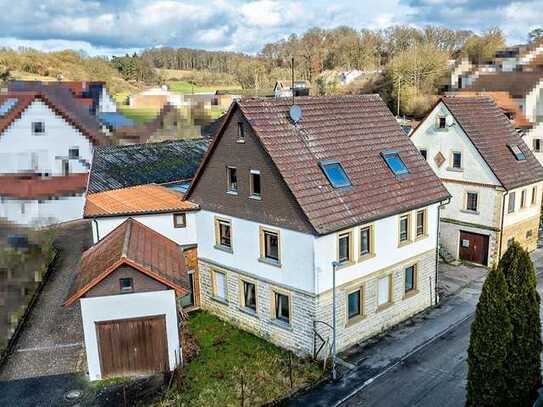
[291,56,295,105]
[397,74,401,117]
[331,261,339,381]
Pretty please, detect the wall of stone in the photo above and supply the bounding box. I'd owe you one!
[500,214,540,255]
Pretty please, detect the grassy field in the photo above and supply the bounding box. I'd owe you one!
[167,80,239,94]
[159,312,322,406]
[117,105,160,124]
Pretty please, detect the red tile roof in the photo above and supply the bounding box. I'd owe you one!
[0,173,88,199]
[187,95,450,235]
[439,96,543,190]
[84,184,198,217]
[64,218,190,306]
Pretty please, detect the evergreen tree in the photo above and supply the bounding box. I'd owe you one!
[500,242,542,407]
[466,266,512,407]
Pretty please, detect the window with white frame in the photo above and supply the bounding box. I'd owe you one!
[260,227,280,264]
[338,231,353,264]
[250,170,261,198]
[226,166,238,193]
[242,280,257,312]
[212,270,227,300]
[273,291,290,324]
[377,275,391,307]
[215,218,232,250]
[360,226,373,257]
[452,151,462,169]
[466,192,478,212]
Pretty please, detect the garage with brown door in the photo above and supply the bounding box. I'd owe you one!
[459,231,489,266]
[96,315,169,378]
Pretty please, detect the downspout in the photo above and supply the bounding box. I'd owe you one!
[436,197,451,305]
[498,190,508,261]
[92,217,100,242]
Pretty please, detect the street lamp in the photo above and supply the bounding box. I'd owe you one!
[331,260,339,381]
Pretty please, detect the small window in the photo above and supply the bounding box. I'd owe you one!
[237,122,245,141]
[360,226,372,257]
[119,277,134,293]
[521,190,527,208]
[250,170,261,198]
[466,192,478,212]
[534,139,541,152]
[508,192,516,213]
[438,116,447,129]
[377,275,391,307]
[226,166,238,193]
[173,213,186,228]
[382,151,409,175]
[452,152,462,169]
[399,215,410,243]
[261,228,280,263]
[274,292,290,324]
[215,218,232,250]
[320,161,351,188]
[405,265,416,294]
[347,289,362,320]
[32,121,45,134]
[242,280,257,312]
[416,209,426,237]
[532,187,537,206]
[419,149,427,160]
[338,231,352,264]
[212,270,227,300]
[508,144,526,161]
[68,148,79,159]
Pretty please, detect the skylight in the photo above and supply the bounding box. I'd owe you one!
[382,151,409,175]
[508,144,526,161]
[320,160,352,188]
[0,98,18,116]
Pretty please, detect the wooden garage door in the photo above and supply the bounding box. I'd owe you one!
[96,315,168,378]
[459,231,489,266]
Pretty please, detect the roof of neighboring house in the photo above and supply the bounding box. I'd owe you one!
[438,96,543,190]
[0,173,88,199]
[460,71,543,98]
[64,218,190,306]
[96,112,136,129]
[84,184,198,217]
[0,87,109,146]
[187,95,450,235]
[446,91,532,128]
[201,114,226,140]
[87,139,209,194]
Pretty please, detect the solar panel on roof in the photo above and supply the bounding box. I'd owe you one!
[0,98,18,116]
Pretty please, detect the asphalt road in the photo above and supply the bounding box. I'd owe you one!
[341,257,543,407]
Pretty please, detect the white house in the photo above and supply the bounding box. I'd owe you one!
[273,80,310,98]
[523,122,543,166]
[411,96,543,266]
[184,95,450,356]
[64,218,191,380]
[0,91,109,226]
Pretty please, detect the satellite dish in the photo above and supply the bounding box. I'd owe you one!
[289,104,302,123]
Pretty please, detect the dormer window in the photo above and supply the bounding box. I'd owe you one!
[319,160,351,188]
[382,151,409,176]
[508,144,526,161]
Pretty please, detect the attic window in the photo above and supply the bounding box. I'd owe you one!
[508,144,526,161]
[319,161,352,188]
[382,151,409,176]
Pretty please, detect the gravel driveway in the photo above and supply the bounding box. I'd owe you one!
[0,220,93,406]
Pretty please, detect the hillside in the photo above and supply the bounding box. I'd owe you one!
[0,49,139,95]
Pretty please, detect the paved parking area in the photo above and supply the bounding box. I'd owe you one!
[438,261,487,298]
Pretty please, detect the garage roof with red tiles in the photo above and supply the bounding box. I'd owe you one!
[187,95,450,235]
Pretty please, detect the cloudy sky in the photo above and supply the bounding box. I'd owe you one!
[0,0,542,56]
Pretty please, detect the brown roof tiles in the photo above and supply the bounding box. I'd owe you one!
[460,71,543,98]
[0,173,88,199]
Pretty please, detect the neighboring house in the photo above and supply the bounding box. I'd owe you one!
[273,80,310,98]
[87,139,208,194]
[495,41,543,72]
[96,112,136,133]
[184,95,450,356]
[411,96,543,266]
[113,104,201,145]
[0,91,109,226]
[64,218,192,380]
[458,71,543,123]
[128,86,184,109]
[523,122,543,165]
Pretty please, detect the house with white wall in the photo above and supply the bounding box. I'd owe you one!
[0,91,109,226]
[183,95,450,356]
[411,96,543,267]
[64,218,191,380]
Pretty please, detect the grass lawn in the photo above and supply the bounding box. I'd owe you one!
[160,312,322,406]
[117,105,160,124]
[167,80,239,94]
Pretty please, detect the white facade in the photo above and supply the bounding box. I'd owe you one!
[0,194,85,227]
[80,290,181,381]
[0,100,94,175]
[525,80,543,123]
[523,123,543,165]
[91,211,198,246]
[97,87,117,113]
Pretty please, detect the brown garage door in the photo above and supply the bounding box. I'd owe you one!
[96,315,168,378]
[459,231,489,266]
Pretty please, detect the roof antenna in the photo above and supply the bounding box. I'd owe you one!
[289,57,302,124]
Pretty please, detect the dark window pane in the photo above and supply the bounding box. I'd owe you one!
[227,167,238,191]
[405,266,415,292]
[251,172,261,196]
[439,117,446,128]
[321,162,351,188]
[69,148,79,159]
[400,216,408,241]
[420,149,427,160]
[508,192,516,213]
[244,281,256,311]
[467,193,478,212]
[264,231,279,261]
[453,152,462,168]
[276,293,289,322]
[238,122,245,140]
[119,277,133,293]
[360,227,370,255]
[348,290,361,319]
[416,211,425,236]
[219,222,231,247]
[339,234,350,263]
